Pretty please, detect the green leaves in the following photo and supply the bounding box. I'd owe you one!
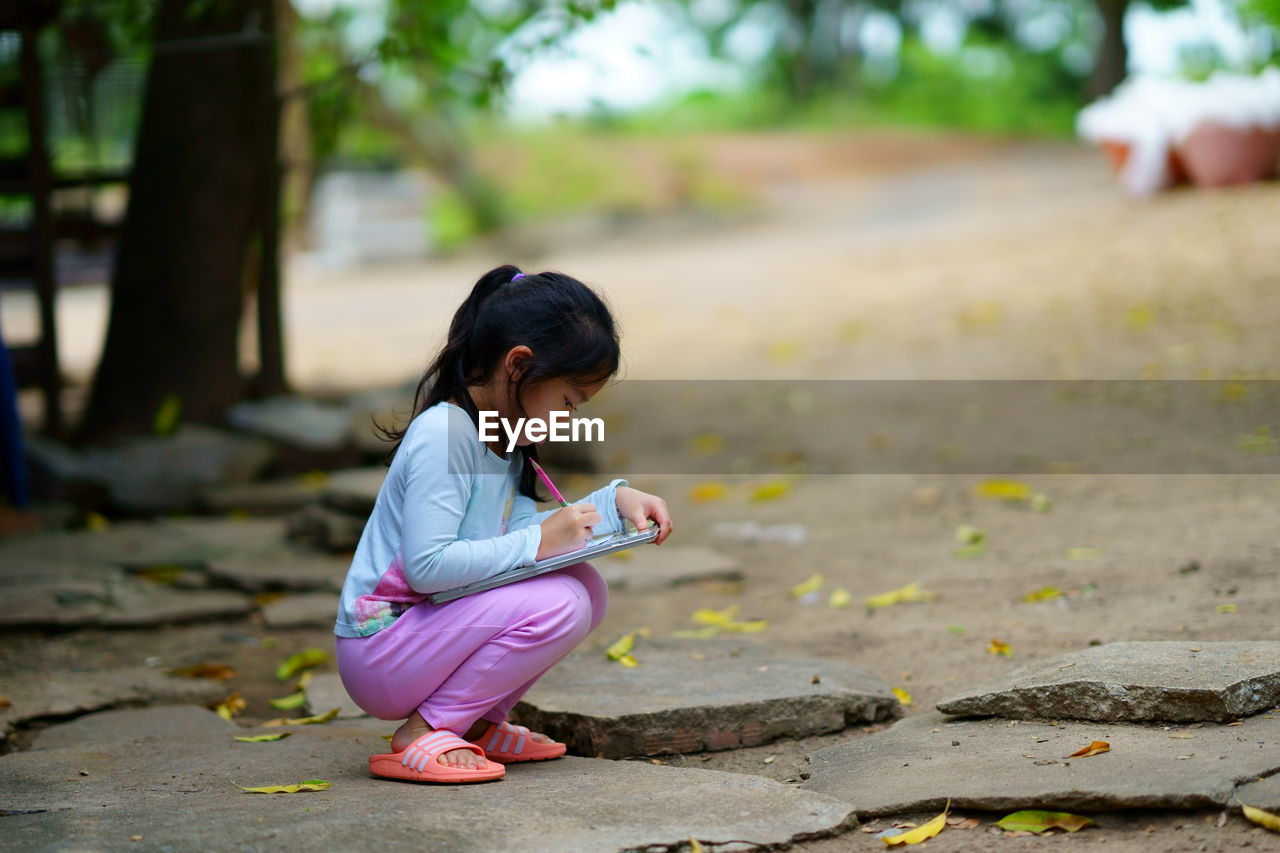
[994,810,1095,834]
[275,649,328,682]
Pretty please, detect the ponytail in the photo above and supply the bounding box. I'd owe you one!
[375,263,620,502]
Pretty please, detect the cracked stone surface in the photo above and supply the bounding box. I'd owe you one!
[1233,772,1280,811]
[512,638,900,759]
[935,641,1280,722]
[801,708,1280,817]
[598,545,742,591]
[1,708,858,852]
[0,669,227,740]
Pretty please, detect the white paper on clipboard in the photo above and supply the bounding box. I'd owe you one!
[425,523,660,604]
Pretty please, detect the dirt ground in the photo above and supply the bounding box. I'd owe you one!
[7,129,1280,850]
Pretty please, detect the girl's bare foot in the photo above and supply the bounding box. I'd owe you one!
[389,714,556,769]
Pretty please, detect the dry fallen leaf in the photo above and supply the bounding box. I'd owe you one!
[212,692,246,721]
[1216,603,1237,613]
[605,631,642,668]
[269,690,308,710]
[953,525,987,558]
[883,799,950,846]
[892,687,913,707]
[829,588,852,608]
[973,479,1033,501]
[232,732,292,743]
[1239,804,1280,829]
[865,582,938,609]
[1067,740,1110,758]
[748,481,791,502]
[168,663,235,680]
[275,649,329,681]
[995,810,1095,834]
[232,778,331,794]
[1022,586,1062,603]
[689,482,729,502]
[789,573,824,599]
[987,638,1013,657]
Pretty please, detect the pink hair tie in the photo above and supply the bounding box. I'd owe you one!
[511,272,526,281]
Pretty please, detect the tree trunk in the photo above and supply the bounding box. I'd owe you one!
[77,0,276,444]
[1090,0,1129,98]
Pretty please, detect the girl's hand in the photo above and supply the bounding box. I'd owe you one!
[615,486,674,545]
[537,503,601,560]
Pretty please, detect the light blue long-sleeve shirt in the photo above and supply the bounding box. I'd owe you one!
[334,401,628,638]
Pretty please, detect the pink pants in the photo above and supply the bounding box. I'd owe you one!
[335,562,606,736]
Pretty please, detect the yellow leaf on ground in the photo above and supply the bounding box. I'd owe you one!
[748,481,791,502]
[789,573,824,599]
[213,692,246,721]
[767,340,799,363]
[865,582,938,609]
[688,433,725,456]
[721,619,769,633]
[829,588,852,608]
[606,631,644,666]
[973,480,1033,501]
[233,778,331,794]
[1068,740,1110,758]
[269,690,308,710]
[299,470,329,491]
[688,838,705,853]
[275,649,329,681]
[953,524,987,558]
[995,810,1095,833]
[1030,493,1052,512]
[892,687,913,706]
[693,604,741,626]
[690,482,729,502]
[1022,586,1062,603]
[1066,548,1100,560]
[169,663,235,680]
[233,732,292,743]
[134,565,184,585]
[85,512,111,532]
[1217,603,1237,613]
[987,638,1013,657]
[884,800,949,846]
[1242,804,1280,833]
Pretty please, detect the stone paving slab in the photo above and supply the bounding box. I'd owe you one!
[0,562,252,629]
[598,545,742,591]
[1233,772,1280,811]
[302,674,368,719]
[261,592,342,629]
[201,478,324,514]
[31,705,237,750]
[159,517,298,559]
[935,641,1280,723]
[0,522,231,570]
[801,708,1280,817]
[321,467,386,516]
[205,553,350,594]
[0,668,227,740]
[513,638,900,759]
[0,710,859,852]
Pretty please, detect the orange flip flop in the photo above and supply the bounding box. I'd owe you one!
[469,720,566,763]
[369,729,505,783]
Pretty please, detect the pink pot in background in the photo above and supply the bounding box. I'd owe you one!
[1176,122,1280,187]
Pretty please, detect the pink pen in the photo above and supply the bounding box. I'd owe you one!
[529,458,570,507]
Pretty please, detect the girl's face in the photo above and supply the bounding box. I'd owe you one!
[510,376,607,445]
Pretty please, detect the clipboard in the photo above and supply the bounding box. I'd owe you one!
[425,523,660,604]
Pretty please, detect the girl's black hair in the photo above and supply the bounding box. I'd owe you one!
[376,264,621,502]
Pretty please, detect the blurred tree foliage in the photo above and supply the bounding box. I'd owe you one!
[68,0,614,442]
